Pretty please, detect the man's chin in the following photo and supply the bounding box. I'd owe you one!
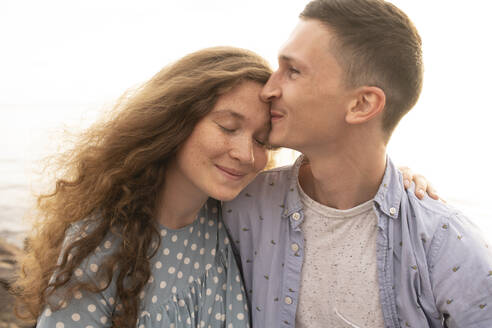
[268,135,302,153]
[268,140,282,148]
[268,130,286,148]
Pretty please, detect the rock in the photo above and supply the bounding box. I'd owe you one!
[0,238,34,328]
[0,239,23,288]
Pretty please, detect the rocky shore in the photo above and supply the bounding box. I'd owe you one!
[0,238,33,328]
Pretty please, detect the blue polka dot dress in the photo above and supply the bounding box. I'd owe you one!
[37,198,250,328]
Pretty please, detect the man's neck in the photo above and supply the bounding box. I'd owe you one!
[299,140,387,210]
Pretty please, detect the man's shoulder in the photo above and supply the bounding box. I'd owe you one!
[223,165,297,244]
[381,157,470,234]
[228,164,295,204]
[405,188,461,223]
[223,164,298,229]
[252,164,295,186]
[402,188,484,245]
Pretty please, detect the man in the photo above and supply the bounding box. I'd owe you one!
[223,0,492,327]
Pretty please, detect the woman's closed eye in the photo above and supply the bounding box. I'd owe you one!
[254,138,267,147]
[215,120,269,148]
[216,123,237,133]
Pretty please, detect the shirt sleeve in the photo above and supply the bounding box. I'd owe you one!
[429,211,492,327]
[37,222,119,328]
[37,284,115,328]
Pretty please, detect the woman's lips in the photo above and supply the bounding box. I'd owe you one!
[215,165,246,181]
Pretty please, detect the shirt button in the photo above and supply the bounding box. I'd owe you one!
[291,243,299,252]
[292,212,301,221]
[284,296,293,305]
[389,207,397,215]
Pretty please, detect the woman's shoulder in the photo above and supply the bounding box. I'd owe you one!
[56,217,122,289]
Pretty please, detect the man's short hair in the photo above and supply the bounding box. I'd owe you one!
[301,0,423,138]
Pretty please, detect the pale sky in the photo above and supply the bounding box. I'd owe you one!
[1,0,492,235]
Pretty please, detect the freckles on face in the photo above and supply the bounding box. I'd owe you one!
[172,81,271,201]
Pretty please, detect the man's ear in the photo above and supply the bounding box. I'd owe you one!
[345,86,386,125]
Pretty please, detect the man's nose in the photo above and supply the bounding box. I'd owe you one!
[260,73,281,102]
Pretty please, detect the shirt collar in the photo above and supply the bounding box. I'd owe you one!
[283,155,305,228]
[285,154,403,220]
[373,156,404,219]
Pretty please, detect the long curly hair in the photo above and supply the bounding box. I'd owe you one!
[13,46,272,327]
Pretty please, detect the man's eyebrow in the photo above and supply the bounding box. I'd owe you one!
[279,54,306,69]
[279,54,293,63]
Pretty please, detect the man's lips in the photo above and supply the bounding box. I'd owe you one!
[215,165,247,181]
[270,110,285,122]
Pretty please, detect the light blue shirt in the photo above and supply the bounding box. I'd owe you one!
[224,155,492,328]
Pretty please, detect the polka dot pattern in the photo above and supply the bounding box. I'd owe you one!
[36,199,249,328]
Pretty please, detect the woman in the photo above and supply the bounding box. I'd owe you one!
[14,46,272,328]
[13,46,432,328]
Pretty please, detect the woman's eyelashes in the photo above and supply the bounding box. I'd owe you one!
[215,122,269,148]
[216,122,238,133]
[254,138,267,147]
